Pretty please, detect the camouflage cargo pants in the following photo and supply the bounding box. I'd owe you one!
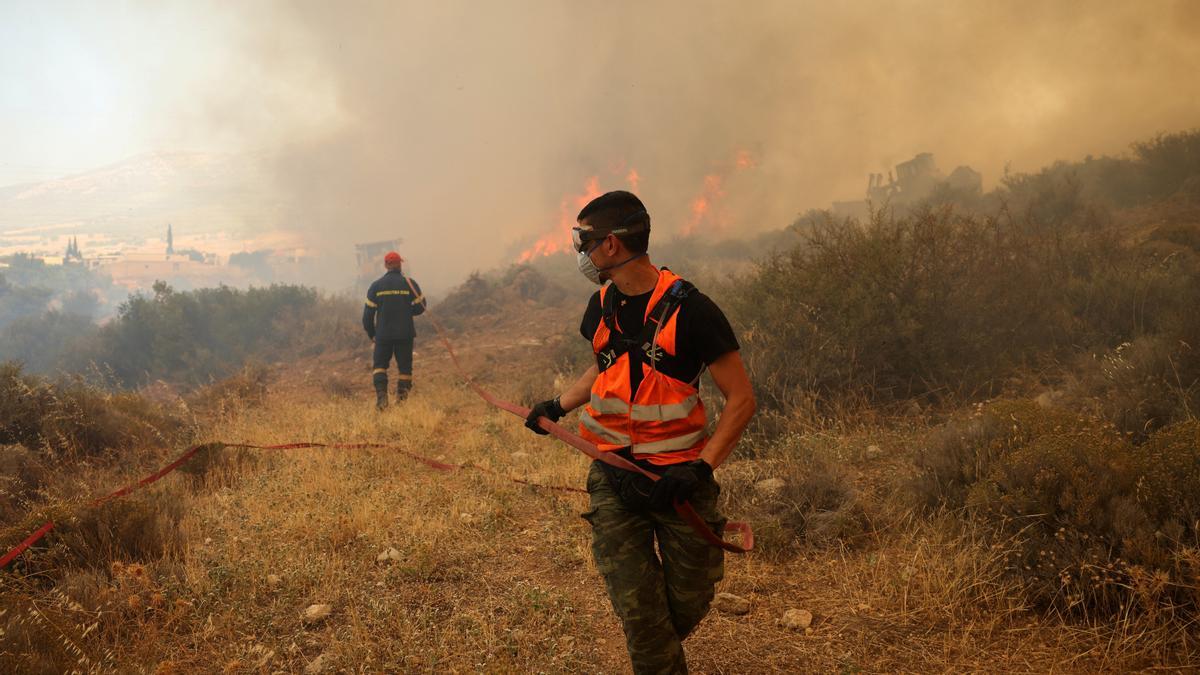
[582,461,726,675]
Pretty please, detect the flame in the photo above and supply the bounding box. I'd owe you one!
[679,149,756,238]
[516,148,756,259]
[626,168,640,193]
[681,174,725,237]
[517,176,602,263]
[518,169,641,262]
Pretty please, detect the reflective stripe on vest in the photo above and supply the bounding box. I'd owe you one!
[632,429,707,455]
[631,395,699,422]
[580,411,632,445]
[589,393,629,415]
[591,393,699,422]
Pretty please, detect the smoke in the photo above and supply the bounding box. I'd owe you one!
[229,0,1200,293]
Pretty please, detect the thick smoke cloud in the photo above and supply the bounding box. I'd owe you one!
[243,1,1200,293]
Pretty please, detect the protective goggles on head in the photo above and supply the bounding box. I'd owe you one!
[571,210,650,253]
[571,227,605,253]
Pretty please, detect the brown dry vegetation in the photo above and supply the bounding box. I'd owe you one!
[3,131,1200,671]
[2,317,1196,673]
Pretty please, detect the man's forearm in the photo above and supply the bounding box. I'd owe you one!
[559,365,598,412]
[700,391,755,469]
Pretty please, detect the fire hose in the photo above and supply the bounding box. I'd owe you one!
[419,309,753,554]
[1,312,751,569]
[0,440,585,569]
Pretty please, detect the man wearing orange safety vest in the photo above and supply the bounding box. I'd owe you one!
[524,191,756,674]
[363,251,427,410]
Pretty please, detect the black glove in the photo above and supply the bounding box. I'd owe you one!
[525,397,566,435]
[650,459,713,509]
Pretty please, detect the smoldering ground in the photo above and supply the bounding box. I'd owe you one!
[207,0,1200,292]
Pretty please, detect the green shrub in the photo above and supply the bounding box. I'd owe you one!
[437,265,568,329]
[78,282,321,386]
[727,207,1066,411]
[913,400,1200,617]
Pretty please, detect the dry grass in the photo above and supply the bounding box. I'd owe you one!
[1,324,1197,672]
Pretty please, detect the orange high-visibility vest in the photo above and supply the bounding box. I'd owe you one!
[579,268,708,466]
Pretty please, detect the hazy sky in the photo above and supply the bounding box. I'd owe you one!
[2,1,1199,290]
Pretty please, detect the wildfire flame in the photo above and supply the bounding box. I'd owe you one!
[517,176,603,263]
[626,168,640,193]
[681,174,725,237]
[679,149,755,238]
[516,148,757,260]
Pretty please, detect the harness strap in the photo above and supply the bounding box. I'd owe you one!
[597,279,695,374]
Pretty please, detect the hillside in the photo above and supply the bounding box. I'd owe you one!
[2,130,1199,671]
[1,312,1193,672]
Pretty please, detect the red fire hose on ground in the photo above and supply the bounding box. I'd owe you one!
[419,312,752,554]
[1,314,751,569]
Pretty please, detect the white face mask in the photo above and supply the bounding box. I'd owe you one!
[577,243,603,285]
[577,241,647,285]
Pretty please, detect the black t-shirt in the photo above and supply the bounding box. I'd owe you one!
[580,282,739,397]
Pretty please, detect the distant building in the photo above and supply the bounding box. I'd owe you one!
[96,252,243,289]
[264,247,312,284]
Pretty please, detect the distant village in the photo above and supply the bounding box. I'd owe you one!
[0,225,405,295]
[0,224,315,291]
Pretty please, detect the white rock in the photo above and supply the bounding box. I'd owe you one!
[713,592,751,615]
[376,547,403,563]
[754,478,786,495]
[865,444,883,459]
[779,608,813,630]
[302,604,332,625]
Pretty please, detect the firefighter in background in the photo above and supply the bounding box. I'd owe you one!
[523,191,756,674]
[363,251,427,409]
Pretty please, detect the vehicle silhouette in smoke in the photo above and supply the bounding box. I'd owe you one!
[834,153,982,218]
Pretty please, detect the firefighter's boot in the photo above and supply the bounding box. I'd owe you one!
[396,377,412,402]
[373,371,389,411]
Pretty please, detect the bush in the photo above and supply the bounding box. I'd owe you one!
[185,363,270,419]
[726,187,1200,423]
[718,433,870,555]
[1066,337,1199,438]
[0,363,184,458]
[79,282,321,386]
[1000,129,1200,209]
[727,207,1066,411]
[912,400,1200,617]
[437,265,568,328]
[0,311,97,374]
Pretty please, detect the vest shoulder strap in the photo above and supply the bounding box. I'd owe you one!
[595,278,695,372]
[601,284,620,333]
